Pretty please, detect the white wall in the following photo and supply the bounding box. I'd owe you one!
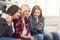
[8,0,60,17]
[46,0,59,16]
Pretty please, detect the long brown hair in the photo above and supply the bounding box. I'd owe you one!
[6,5,21,16]
[31,5,42,17]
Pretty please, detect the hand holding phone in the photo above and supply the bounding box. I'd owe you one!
[36,22,43,30]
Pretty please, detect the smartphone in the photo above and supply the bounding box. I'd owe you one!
[38,22,43,27]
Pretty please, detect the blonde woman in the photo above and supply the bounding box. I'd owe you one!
[14,4,35,40]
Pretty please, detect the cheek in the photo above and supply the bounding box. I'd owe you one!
[14,14,19,17]
[25,12,29,16]
[38,13,40,16]
[34,13,38,16]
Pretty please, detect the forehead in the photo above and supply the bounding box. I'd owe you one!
[35,9,40,12]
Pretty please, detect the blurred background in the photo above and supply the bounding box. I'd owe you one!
[0,0,60,34]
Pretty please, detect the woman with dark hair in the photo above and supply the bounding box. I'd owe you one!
[28,5,60,40]
[6,5,21,34]
[0,11,13,37]
[0,5,21,40]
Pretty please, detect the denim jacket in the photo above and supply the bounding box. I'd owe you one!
[28,15,45,35]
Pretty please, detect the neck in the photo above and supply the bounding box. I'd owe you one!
[35,17,39,22]
[22,15,25,21]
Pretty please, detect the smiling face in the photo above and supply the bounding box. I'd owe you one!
[31,5,42,19]
[21,4,30,18]
[33,9,41,19]
[23,8,30,18]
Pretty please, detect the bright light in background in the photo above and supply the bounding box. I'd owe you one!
[18,0,46,16]
[13,0,59,17]
[46,0,59,16]
[2,0,60,17]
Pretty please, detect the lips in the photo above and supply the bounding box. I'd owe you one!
[35,15,38,17]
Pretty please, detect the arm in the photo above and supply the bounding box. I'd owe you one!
[28,17,38,33]
[16,22,30,39]
[20,34,30,39]
[37,17,45,33]
[28,17,45,34]
[0,22,6,37]
[0,18,13,37]
[5,19,13,37]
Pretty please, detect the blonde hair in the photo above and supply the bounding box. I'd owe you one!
[21,4,30,14]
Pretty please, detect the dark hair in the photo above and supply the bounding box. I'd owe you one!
[0,14,2,17]
[31,5,42,17]
[6,5,21,16]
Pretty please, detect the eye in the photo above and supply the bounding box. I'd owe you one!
[25,11,27,12]
[25,10,30,12]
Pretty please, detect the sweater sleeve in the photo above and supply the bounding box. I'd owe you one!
[37,17,45,34]
[0,18,13,37]
[4,19,13,37]
[28,17,39,34]
[28,17,45,34]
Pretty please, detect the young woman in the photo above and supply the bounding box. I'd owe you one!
[0,5,21,40]
[0,12,13,37]
[28,5,44,40]
[6,5,21,34]
[14,4,35,40]
[28,5,60,40]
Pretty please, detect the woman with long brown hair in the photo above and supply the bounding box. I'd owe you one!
[28,5,44,40]
[28,5,60,40]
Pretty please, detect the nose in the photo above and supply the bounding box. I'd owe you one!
[19,13,20,16]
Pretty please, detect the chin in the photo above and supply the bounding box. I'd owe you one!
[15,17,19,19]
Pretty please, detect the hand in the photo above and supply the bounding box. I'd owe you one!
[28,36,36,40]
[6,15,12,26]
[30,36,36,40]
[36,24,41,30]
[36,22,43,30]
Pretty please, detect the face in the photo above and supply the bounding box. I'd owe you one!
[23,8,30,18]
[13,9,21,19]
[33,9,41,19]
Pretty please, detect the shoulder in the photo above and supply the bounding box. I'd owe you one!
[28,15,34,21]
[39,16,45,22]
[41,17,45,20]
[28,15,33,19]
[0,18,7,25]
[1,18,6,22]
